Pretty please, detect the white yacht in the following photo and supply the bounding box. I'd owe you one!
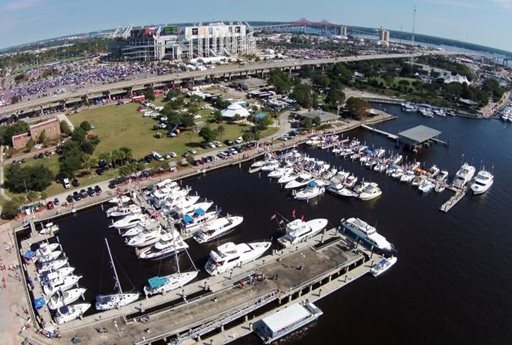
[164,195,200,211]
[294,181,325,201]
[143,271,198,296]
[177,209,219,233]
[39,222,59,235]
[38,258,69,273]
[284,173,313,189]
[111,214,148,230]
[138,236,189,260]
[277,170,300,184]
[400,170,415,183]
[453,163,476,189]
[42,274,82,295]
[268,167,292,179]
[277,218,328,247]
[343,175,358,188]
[172,201,213,218]
[107,195,131,205]
[35,242,60,257]
[470,169,494,195]
[40,266,75,283]
[193,216,244,244]
[370,257,398,277]
[359,183,382,201]
[54,303,91,324]
[436,170,449,182]
[95,239,140,311]
[326,180,358,198]
[340,218,395,254]
[418,179,435,193]
[106,204,142,218]
[47,288,87,310]
[122,220,160,237]
[260,160,280,172]
[154,230,189,250]
[205,241,271,275]
[37,250,62,264]
[126,226,162,247]
[391,168,403,179]
[428,165,440,178]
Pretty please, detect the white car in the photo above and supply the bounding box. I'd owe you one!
[168,152,177,158]
[213,141,222,147]
[235,136,243,144]
[188,149,197,155]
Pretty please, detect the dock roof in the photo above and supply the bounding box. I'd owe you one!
[398,125,441,144]
[261,303,310,334]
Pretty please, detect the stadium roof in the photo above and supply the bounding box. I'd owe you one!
[398,125,441,144]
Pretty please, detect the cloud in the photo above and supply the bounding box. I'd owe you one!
[493,0,512,9]
[3,0,41,11]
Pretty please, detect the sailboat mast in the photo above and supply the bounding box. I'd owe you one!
[172,229,181,275]
[104,238,123,295]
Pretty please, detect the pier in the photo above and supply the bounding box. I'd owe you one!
[16,227,378,345]
[360,124,398,140]
[439,186,468,213]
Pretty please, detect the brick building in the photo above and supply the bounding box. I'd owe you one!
[11,118,61,149]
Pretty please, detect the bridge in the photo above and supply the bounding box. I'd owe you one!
[0,50,459,118]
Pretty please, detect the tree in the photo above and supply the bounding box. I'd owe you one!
[24,138,35,152]
[60,121,73,136]
[59,141,83,177]
[143,87,155,101]
[268,69,293,94]
[215,125,225,140]
[79,121,92,131]
[328,63,353,85]
[292,84,313,109]
[345,97,369,120]
[300,117,314,130]
[98,152,112,167]
[181,114,195,128]
[199,126,215,143]
[4,164,54,193]
[119,147,133,161]
[325,88,346,111]
[0,121,29,146]
[255,115,273,131]
[40,191,48,202]
[1,196,25,219]
[37,130,46,145]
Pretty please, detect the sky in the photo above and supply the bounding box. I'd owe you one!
[0,0,511,52]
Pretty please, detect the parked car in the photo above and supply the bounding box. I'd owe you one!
[53,198,60,206]
[66,195,74,203]
[94,185,102,194]
[224,140,234,146]
[72,192,81,202]
[80,189,88,198]
[71,178,80,187]
[46,201,54,210]
[108,181,117,189]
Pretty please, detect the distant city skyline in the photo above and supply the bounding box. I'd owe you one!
[0,0,511,52]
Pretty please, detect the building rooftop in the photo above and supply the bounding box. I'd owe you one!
[297,110,339,123]
[398,125,441,144]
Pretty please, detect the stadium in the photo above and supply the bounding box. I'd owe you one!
[113,21,256,61]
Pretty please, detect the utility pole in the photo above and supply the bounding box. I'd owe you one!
[411,5,417,66]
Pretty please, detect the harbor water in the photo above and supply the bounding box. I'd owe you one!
[46,105,512,345]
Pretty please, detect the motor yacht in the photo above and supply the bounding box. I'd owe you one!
[138,236,189,260]
[54,304,91,324]
[42,274,82,295]
[284,173,314,189]
[143,271,198,296]
[194,216,244,244]
[35,243,60,257]
[391,168,403,179]
[268,167,292,179]
[370,257,398,277]
[106,204,141,218]
[340,217,395,254]
[453,163,476,189]
[176,209,219,233]
[359,183,382,201]
[126,226,162,247]
[400,170,415,183]
[122,220,160,237]
[470,169,494,195]
[47,288,87,310]
[37,258,69,273]
[327,180,358,198]
[39,267,75,283]
[111,214,148,230]
[277,218,328,247]
[37,250,62,264]
[205,241,271,275]
[294,181,325,201]
[418,179,435,193]
[107,195,131,205]
[278,170,300,184]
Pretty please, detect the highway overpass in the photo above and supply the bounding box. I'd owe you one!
[0,50,459,117]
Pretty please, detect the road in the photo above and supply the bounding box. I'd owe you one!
[0,50,460,117]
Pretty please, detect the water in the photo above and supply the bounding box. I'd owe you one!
[43,106,512,344]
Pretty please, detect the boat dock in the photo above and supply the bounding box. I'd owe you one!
[360,124,398,140]
[16,227,378,345]
[439,186,468,213]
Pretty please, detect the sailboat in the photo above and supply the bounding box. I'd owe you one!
[95,239,140,311]
[143,232,198,296]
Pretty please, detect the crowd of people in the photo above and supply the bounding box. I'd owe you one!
[0,61,165,107]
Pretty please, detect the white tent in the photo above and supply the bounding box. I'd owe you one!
[221,102,250,119]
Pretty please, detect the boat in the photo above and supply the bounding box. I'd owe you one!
[143,271,199,296]
[95,239,140,311]
[205,241,271,275]
[111,214,148,230]
[172,201,214,218]
[428,165,440,178]
[248,160,267,173]
[400,170,415,183]
[370,256,398,277]
[193,216,244,244]
[254,302,323,344]
[391,168,403,179]
[42,274,82,295]
[294,181,325,201]
[278,170,300,184]
[260,160,280,172]
[47,288,87,311]
[453,163,476,189]
[268,167,292,179]
[106,204,142,218]
[343,175,358,188]
[418,179,435,193]
[37,258,69,273]
[39,266,75,283]
[122,220,160,237]
[277,218,328,247]
[436,170,449,181]
[411,175,426,187]
[340,217,395,254]
[108,195,131,205]
[284,173,313,189]
[54,304,91,324]
[326,180,359,198]
[358,183,382,201]
[434,182,446,193]
[470,169,494,195]
[138,235,189,260]
[39,222,59,235]
[37,250,62,264]
[176,209,219,233]
[163,195,201,211]
[126,226,162,247]
[35,242,60,257]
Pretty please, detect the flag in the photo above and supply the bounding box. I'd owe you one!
[292,209,296,219]
[270,214,277,220]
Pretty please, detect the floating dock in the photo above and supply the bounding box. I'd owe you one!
[439,186,468,213]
